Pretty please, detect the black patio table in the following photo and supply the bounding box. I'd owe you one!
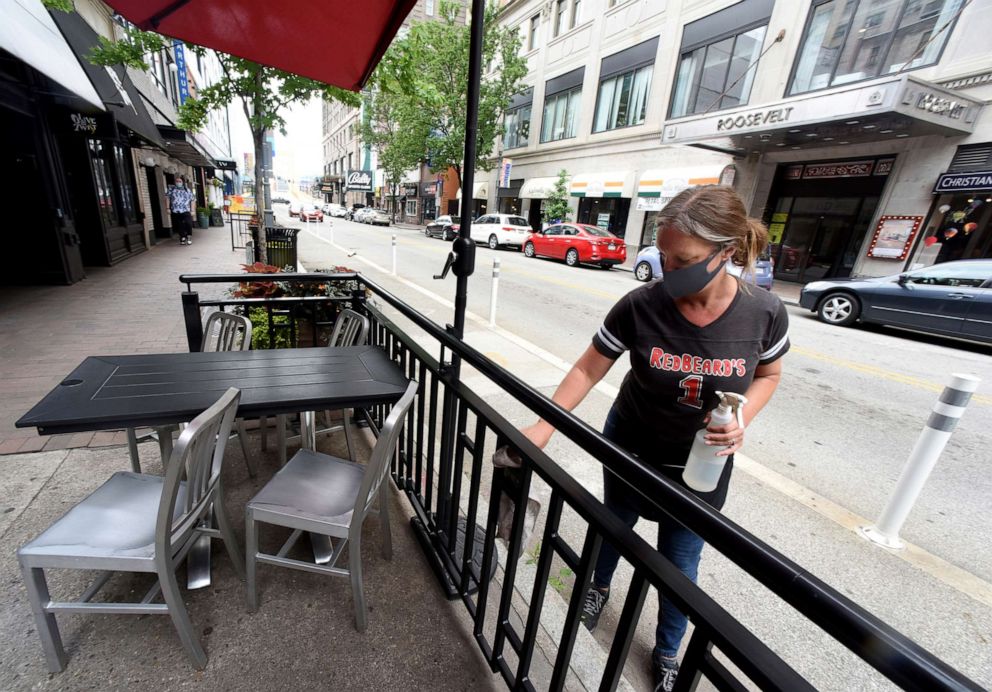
[16,345,411,587]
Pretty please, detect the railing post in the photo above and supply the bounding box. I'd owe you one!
[181,291,203,353]
[489,257,500,327]
[392,234,397,276]
[860,373,980,549]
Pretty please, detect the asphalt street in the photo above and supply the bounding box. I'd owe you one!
[287,204,992,688]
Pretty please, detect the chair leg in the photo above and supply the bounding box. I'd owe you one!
[379,485,393,561]
[348,534,367,632]
[20,562,67,673]
[214,492,245,580]
[276,414,287,465]
[235,419,256,477]
[343,408,356,461]
[246,512,259,613]
[126,428,142,473]
[158,561,207,670]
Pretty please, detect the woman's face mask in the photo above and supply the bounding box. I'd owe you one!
[661,249,723,297]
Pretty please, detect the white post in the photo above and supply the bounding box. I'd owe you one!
[391,234,397,276]
[860,373,980,550]
[489,257,500,327]
[329,221,334,244]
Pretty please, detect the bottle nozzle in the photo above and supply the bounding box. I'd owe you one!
[715,391,749,429]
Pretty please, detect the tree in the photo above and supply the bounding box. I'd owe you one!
[543,170,572,224]
[366,0,528,191]
[81,20,358,262]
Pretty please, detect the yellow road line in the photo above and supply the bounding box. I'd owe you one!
[791,345,992,406]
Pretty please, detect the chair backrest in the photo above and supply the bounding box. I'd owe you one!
[155,388,241,558]
[350,381,418,532]
[328,308,369,348]
[202,311,252,352]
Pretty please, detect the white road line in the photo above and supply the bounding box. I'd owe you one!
[301,227,992,608]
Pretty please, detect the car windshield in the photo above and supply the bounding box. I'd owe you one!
[580,225,613,237]
[508,216,528,227]
[447,216,460,223]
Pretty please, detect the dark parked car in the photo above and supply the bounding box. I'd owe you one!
[272,196,290,204]
[426,215,459,240]
[799,259,992,345]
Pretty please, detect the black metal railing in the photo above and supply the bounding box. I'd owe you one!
[179,272,980,692]
[229,211,253,252]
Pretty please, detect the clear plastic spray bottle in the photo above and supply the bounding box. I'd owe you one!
[682,391,748,493]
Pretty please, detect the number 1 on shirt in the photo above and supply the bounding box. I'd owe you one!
[678,375,704,409]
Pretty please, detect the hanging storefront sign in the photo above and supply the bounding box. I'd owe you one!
[874,159,895,176]
[933,170,992,194]
[802,160,875,179]
[499,158,513,188]
[346,169,373,191]
[173,40,190,104]
[866,215,923,260]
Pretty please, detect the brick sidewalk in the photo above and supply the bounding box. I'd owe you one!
[0,227,244,455]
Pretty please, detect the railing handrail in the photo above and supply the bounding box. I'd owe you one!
[178,271,980,690]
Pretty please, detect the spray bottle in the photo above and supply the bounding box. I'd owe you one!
[682,391,748,493]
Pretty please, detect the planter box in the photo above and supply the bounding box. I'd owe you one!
[196,212,209,229]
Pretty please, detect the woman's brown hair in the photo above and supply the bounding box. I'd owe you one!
[654,185,768,283]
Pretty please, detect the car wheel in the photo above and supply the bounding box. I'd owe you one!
[600,264,611,270]
[488,234,499,250]
[524,242,535,257]
[566,249,579,267]
[425,228,431,237]
[817,292,860,326]
[635,261,653,282]
[443,229,452,241]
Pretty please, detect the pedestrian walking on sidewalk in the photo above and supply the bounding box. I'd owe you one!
[519,186,790,692]
[166,176,195,246]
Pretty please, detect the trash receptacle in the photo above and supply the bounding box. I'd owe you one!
[250,226,298,270]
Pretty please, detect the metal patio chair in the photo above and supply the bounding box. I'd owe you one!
[18,388,245,673]
[275,308,370,464]
[127,311,255,477]
[246,380,417,631]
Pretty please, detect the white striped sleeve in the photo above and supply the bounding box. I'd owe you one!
[758,300,791,364]
[759,333,789,362]
[595,325,627,355]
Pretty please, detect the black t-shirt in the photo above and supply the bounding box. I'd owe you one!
[592,280,790,455]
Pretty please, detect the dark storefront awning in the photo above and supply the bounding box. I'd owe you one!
[50,10,164,148]
[214,159,238,171]
[103,0,418,92]
[158,125,216,168]
[662,75,983,157]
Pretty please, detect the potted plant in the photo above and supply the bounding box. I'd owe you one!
[195,206,210,229]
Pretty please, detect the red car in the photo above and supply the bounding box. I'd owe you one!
[299,204,324,222]
[523,223,626,269]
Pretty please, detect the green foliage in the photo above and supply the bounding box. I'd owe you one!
[543,170,572,224]
[364,0,528,185]
[88,31,168,71]
[524,541,575,595]
[41,0,74,12]
[247,307,293,350]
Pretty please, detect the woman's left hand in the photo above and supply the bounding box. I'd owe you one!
[704,414,744,457]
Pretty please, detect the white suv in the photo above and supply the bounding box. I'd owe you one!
[470,213,532,249]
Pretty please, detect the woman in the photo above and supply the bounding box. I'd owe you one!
[520,186,789,692]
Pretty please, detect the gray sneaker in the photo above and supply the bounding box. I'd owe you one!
[653,657,679,692]
[580,587,608,631]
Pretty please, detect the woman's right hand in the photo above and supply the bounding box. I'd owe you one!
[519,421,553,450]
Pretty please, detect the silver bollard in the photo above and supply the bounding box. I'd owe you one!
[860,373,980,549]
[391,234,397,276]
[489,258,500,327]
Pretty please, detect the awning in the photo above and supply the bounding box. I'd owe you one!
[636,165,727,197]
[214,159,238,171]
[103,0,419,92]
[456,182,488,199]
[570,171,633,198]
[663,74,982,156]
[519,177,560,199]
[934,170,992,195]
[1,0,103,110]
[50,10,164,147]
[158,125,216,168]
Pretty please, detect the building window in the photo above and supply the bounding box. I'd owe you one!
[88,140,119,228]
[504,105,532,149]
[149,50,168,96]
[112,144,138,223]
[789,0,963,95]
[593,65,652,132]
[571,0,581,28]
[405,199,418,216]
[528,14,540,51]
[348,152,353,170]
[426,0,434,16]
[541,86,581,142]
[554,0,580,37]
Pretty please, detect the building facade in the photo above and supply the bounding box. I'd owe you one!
[494,0,991,281]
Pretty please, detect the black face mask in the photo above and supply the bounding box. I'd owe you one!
[661,249,723,298]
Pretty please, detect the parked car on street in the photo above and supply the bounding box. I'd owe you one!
[299,204,324,222]
[799,259,992,344]
[272,196,290,204]
[470,213,532,249]
[353,207,373,223]
[323,203,348,218]
[426,215,460,240]
[523,223,626,269]
[288,202,301,217]
[632,245,774,289]
[366,209,391,226]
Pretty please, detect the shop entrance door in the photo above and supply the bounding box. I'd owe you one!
[774,196,878,283]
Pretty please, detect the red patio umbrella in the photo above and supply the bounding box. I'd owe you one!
[104,0,419,91]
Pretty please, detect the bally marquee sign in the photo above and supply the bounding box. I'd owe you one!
[345,169,373,191]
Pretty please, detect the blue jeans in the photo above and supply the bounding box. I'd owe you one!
[593,407,718,661]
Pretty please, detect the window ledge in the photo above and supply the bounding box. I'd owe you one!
[547,18,593,47]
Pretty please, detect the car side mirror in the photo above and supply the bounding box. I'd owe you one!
[897,273,909,286]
